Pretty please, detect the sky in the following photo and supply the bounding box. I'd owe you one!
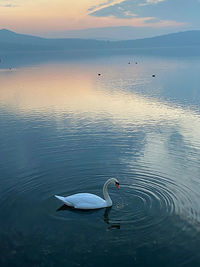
[0,0,199,39]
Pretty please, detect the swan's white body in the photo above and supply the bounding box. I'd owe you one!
[55,178,120,210]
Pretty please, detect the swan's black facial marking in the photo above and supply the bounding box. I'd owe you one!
[115,182,120,189]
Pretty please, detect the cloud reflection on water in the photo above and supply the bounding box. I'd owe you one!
[0,63,200,139]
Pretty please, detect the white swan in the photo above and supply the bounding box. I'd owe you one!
[55,178,120,210]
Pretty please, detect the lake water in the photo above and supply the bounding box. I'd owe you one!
[0,54,200,266]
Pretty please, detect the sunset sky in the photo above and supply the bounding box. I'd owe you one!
[0,0,199,38]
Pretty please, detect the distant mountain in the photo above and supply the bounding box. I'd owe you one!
[0,29,200,53]
[0,29,108,52]
[117,31,200,48]
[0,29,44,44]
[45,26,177,40]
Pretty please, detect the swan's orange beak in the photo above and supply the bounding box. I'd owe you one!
[115,182,120,189]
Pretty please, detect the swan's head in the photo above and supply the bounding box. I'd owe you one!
[115,181,120,189]
[110,178,120,189]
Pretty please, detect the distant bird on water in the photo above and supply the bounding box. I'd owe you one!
[98,73,101,76]
[152,74,156,77]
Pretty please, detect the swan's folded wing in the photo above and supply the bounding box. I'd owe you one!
[66,193,107,209]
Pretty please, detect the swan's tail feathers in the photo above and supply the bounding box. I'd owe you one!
[54,195,74,207]
[55,195,66,202]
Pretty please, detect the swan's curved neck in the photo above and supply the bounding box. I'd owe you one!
[103,179,113,206]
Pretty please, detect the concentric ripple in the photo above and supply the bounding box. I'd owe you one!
[106,171,200,233]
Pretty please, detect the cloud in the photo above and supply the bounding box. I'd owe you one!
[89,0,187,29]
[0,4,19,7]
[145,0,165,4]
[88,0,126,13]
[123,11,137,17]
[0,0,19,7]
[139,0,165,6]
[77,15,185,30]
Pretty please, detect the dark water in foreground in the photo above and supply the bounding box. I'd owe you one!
[0,55,200,266]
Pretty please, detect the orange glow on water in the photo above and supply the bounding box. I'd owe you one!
[0,63,199,132]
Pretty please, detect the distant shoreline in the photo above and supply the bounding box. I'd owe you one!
[1,45,200,56]
[1,46,200,69]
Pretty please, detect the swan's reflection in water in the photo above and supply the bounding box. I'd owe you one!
[104,207,121,229]
[56,205,120,229]
[56,204,74,212]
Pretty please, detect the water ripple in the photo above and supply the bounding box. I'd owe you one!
[108,171,200,232]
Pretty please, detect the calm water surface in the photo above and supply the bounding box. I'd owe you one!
[0,55,200,266]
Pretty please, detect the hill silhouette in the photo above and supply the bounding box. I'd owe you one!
[0,29,200,53]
